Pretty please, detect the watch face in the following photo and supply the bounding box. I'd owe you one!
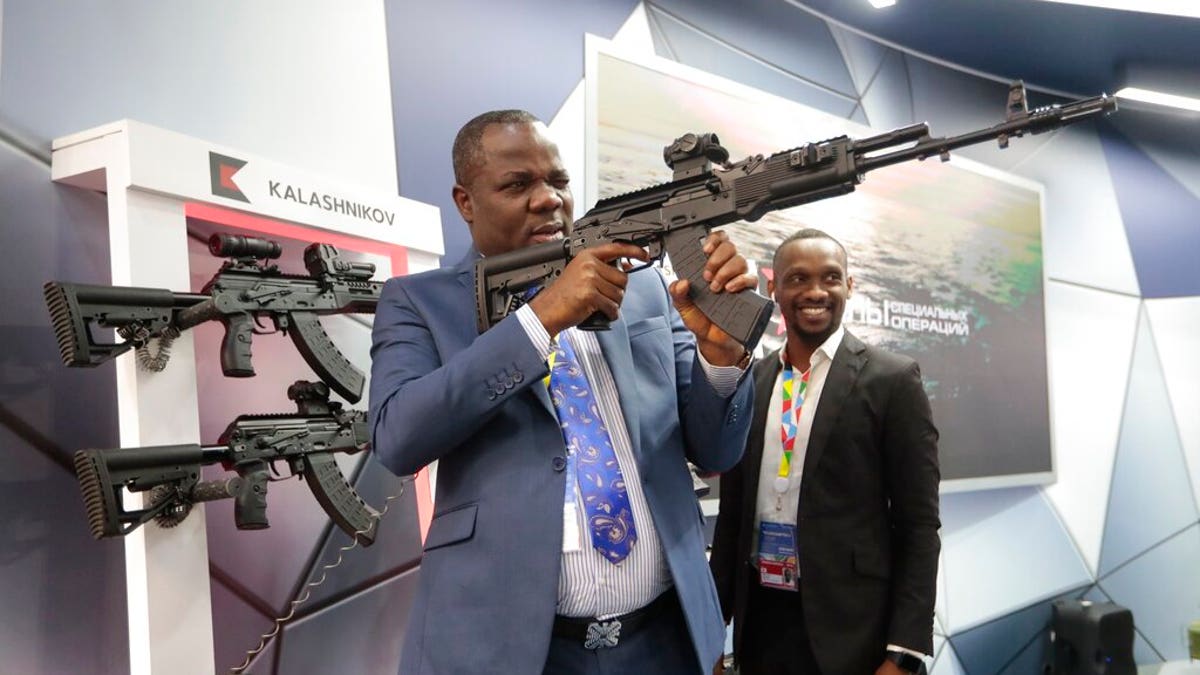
[738,350,753,369]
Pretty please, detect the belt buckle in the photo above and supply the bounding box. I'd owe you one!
[583,619,622,650]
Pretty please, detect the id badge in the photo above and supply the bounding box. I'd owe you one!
[562,453,582,553]
[562,502,581,553]
[757,521,799,591]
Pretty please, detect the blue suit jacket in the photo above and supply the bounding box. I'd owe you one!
[369,250,754,674]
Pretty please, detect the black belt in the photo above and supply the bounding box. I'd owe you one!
[552,590,677,650]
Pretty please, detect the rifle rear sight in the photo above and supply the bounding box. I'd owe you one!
[664,132,731,179]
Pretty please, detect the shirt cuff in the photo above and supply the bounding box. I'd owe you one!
[516,304,554,360]
[886,644,926,659]
[697,348,746,398]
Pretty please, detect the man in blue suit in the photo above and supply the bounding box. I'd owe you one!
[369,110,756,674]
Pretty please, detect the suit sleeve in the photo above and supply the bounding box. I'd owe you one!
[367,276,550,476]
[709,456,743,624]
[662,272,754,474]
[882,360,942,654]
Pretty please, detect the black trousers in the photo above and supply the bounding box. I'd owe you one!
[737,582,822,675]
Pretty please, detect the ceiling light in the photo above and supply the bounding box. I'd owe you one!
[868,0,897,7]
[1115,63,1200,113]
[1115,87,1200,113]
[1039,0,1200,19]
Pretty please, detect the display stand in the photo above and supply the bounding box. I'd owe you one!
[50,120,441,675]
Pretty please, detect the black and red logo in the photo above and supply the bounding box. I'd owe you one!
[209,152,249,203]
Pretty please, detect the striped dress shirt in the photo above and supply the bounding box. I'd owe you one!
[517,303,741,618]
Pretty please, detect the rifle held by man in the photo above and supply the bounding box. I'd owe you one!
[476,81,1117,351]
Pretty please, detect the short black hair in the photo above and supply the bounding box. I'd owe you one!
[773,228,848,271]
[451,109,540,186]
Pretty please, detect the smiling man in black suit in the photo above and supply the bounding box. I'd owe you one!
[710,228,941,675]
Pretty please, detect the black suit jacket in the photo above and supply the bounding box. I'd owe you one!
[710,331,941,674]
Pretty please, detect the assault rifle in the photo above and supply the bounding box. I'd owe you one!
[72,380,379,545]
[44,233,380,403]
[476,81,1117,349]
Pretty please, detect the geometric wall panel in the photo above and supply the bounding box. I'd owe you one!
[1,144,127,675]
[1099,309,1198,577]
[1101,127,1200,298]
[826,23,891,98]
[1018,127,1140,295]
[2,428,131,675]
[1108,110,1200,206]
[1042,282,1140,576]
[997,637,1051,675]
[1145,297,1200,514]
[1139,139,1200,203]
[276,569,419,675]
[931,642,967,675]
[646,5,860,118]
[650,0,857,98]
[1100,523,1200,662]
[211,578,277,675]
[941,488,1091,633]
[856,48,918,131]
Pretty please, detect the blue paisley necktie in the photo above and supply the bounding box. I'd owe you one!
[548,332,637,564]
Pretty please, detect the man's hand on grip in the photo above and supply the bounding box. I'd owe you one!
[528,242,649,336]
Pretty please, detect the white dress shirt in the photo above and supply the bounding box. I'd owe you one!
[752,325,844,549]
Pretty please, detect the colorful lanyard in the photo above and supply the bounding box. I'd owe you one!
[776,362,810,492]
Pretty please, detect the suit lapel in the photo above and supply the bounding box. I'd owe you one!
[743,351,783,518]
[596,320,639,458]
[800,331,867,493]
[459,249,554,416]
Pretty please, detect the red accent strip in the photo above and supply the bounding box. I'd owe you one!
[184,201,408,276]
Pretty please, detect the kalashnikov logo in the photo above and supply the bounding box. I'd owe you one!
[209,152,249,203]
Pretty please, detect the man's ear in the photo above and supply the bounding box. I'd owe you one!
[846,275,854,297]
[767,277,775,297]
[452,184,473,225]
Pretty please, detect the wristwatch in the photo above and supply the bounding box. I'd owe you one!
[886,650,926,674]
[736,349,753,370]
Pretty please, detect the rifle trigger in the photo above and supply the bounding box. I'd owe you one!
[258,313,283,335]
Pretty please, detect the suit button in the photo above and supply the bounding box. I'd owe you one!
[512,371,524,384]
[493,384,505,396]
[552,456,567,472]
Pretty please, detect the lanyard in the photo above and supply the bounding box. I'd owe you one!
[776,362,810,492]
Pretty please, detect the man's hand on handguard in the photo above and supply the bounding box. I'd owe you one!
[668,231,757,367]
[527,242,650,337]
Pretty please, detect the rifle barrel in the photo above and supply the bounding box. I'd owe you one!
[857,94,1116,174]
